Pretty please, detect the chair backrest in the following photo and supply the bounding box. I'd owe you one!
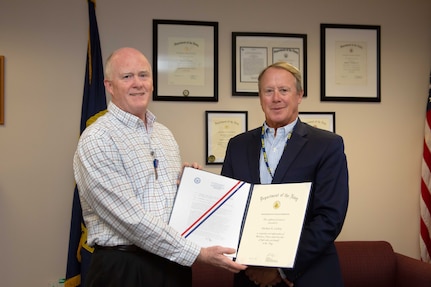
[335,241,396,287]
[192,262,234,287]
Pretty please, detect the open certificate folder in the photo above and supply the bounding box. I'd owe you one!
[169,167,312,268]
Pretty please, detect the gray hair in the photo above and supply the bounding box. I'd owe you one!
[258,62,303,93]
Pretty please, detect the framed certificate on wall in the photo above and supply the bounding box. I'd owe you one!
[205,111,248,164]
[232,32,307,97]
[153,19,219,102]
[321,24,381,102]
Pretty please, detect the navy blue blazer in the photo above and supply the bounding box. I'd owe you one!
[221,119,349,287]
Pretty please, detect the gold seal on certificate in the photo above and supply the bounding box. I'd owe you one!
[207,155,216,163]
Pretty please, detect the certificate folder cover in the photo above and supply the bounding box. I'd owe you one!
[169,167,311,268]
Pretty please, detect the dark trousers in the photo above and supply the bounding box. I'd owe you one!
[86,247,192,287]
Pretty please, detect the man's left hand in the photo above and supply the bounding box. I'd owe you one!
[245,267,282,287]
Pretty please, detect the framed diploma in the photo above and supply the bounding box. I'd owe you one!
[232,32,307,97]
[299,112,335,133]
[0,55,4,125]
[320,24,381,102]
[153,19,218,102]
[205,111,248,164]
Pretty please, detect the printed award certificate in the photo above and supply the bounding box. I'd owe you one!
[169,167,311,268]
[235,183,311,267]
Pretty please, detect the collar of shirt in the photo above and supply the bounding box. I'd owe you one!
[260,118,298,184]
[263,118,298,140]
[108,102,156,131]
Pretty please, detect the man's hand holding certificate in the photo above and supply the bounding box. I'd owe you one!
[169,167,311,268]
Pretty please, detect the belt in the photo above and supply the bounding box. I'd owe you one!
[95,244,143,254]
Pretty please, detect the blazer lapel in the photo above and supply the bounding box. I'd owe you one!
[247,128,262,183]
[272,120,308,183]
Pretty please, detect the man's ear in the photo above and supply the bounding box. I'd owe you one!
[104,79,113,95]
[297,91,304,104]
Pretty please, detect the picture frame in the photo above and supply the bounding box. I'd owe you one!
[0,55,4,125]
[299,112,335,133]
[205,111,248,164]
[320,24,381,102]
[153,19,218,102]
[232,32,307,97]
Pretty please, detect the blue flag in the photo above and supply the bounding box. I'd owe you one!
[65,1,106,286]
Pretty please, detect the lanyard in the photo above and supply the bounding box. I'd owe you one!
[260,124,291,179]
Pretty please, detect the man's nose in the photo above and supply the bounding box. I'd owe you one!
[132,76,144,86]
[273,89,282,100]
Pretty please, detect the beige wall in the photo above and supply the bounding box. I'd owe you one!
[1,0,431,286]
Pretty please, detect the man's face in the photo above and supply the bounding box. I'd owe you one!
[104,49,153,120]
[259,67,303,128]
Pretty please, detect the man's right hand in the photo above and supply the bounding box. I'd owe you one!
[195,246,247,273]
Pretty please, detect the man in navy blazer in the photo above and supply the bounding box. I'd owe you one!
[221,62,349,287]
